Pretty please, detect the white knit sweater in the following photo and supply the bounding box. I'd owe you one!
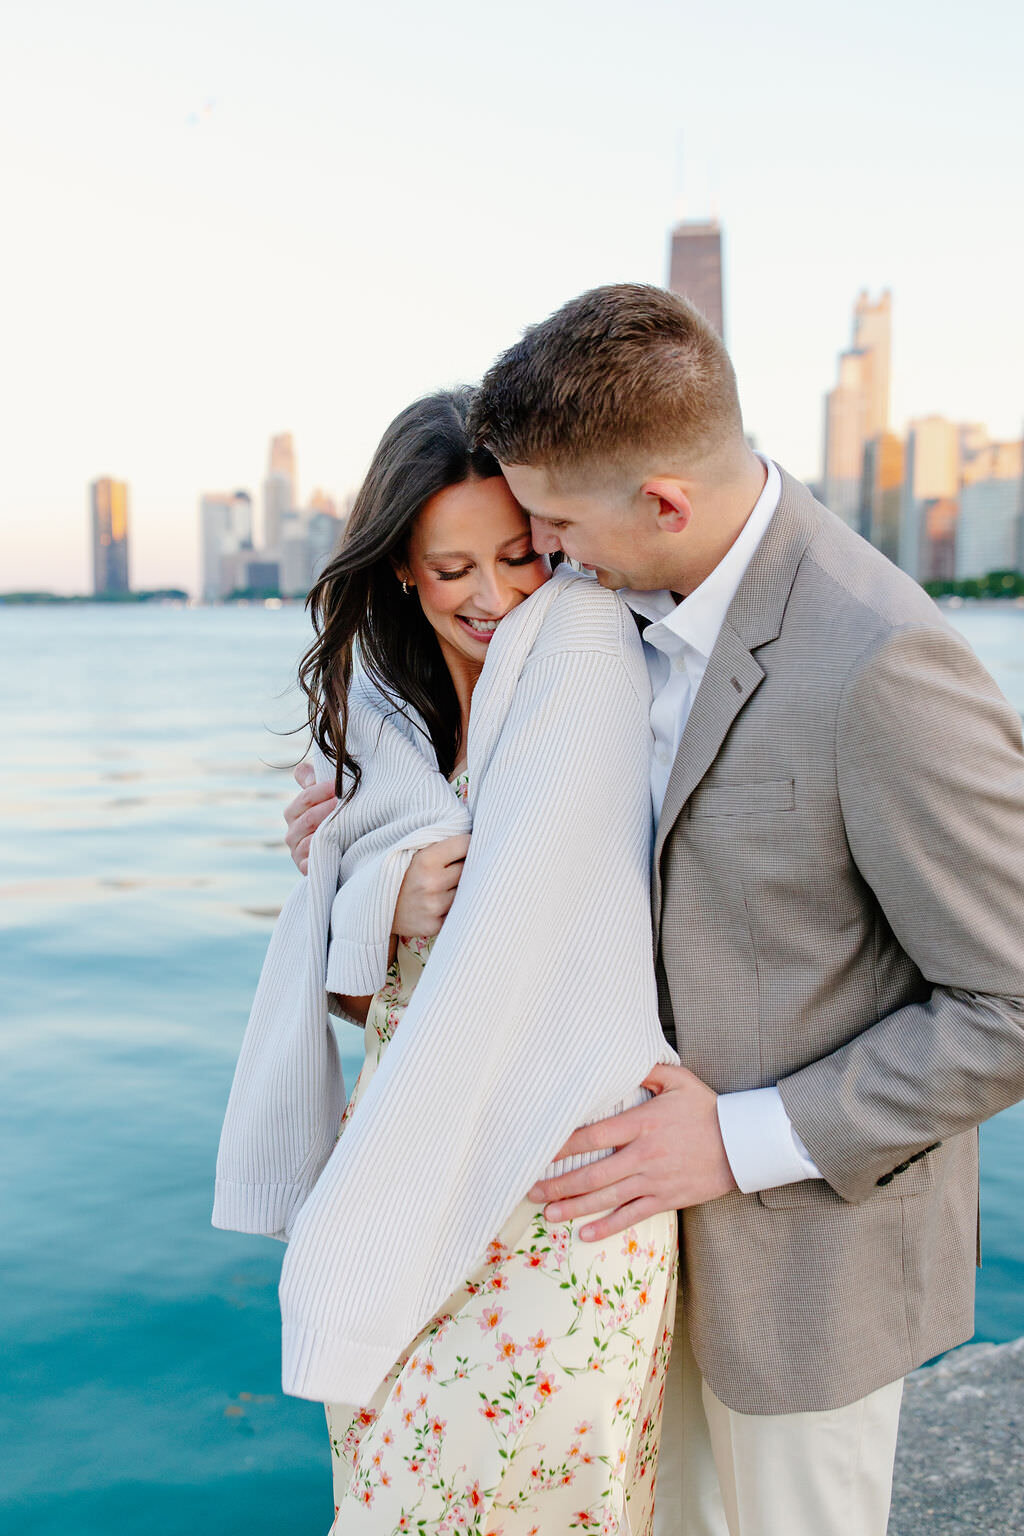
[212,566,678,1404]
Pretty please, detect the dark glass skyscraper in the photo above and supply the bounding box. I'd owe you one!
[667,220,724,338]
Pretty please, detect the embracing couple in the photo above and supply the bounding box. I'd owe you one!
[214,284,1024,1536]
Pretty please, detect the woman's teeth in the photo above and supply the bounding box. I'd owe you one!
[461,617,499,634]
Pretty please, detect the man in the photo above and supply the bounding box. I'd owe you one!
[286,285,1024,1536]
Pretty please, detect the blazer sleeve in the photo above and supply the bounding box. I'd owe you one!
[778,621,1024,1202]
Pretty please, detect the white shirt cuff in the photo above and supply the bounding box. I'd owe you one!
[716,1086,822,1194]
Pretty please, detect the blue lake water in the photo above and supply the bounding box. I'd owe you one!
[1,600,1023,1534]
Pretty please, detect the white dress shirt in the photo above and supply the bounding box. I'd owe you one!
[623,456,822,1193]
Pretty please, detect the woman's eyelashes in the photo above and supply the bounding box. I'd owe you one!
[433,550,540,581]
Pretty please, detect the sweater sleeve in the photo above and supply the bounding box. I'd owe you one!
[212,703,470,1240]
[278,619,676,1404]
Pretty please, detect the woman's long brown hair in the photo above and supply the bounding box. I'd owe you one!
[298,388,504,798]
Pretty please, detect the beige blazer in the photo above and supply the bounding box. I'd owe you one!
[656,468,1024,1415]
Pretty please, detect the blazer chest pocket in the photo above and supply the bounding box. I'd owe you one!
[689,777,795,819]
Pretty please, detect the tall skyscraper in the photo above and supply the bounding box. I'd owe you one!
[898,416,961,581]
[263,431,297,550]
[90,477,131,595]
[667,220,724,337]
[860,432,905,563]
[822,291,892,527]
[199,490,254,601]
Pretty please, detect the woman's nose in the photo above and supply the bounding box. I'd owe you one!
[474,566,508,616]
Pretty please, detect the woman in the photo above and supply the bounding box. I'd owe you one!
[214,389,677,1535]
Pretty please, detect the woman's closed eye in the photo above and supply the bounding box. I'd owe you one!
[434,550,541,581]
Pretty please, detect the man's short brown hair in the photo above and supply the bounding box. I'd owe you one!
[470,283,744,477]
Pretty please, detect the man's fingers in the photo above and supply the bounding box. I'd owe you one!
[577,1197,663,1244]
[541,1175,647,1224]
[530,1145,639,1205]
[541,1102,651,1169]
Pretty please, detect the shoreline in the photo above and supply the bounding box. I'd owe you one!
[889,1337,1024,1533]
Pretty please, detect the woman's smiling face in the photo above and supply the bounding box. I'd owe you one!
[400,474,550,684]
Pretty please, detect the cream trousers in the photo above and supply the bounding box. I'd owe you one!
[654,1290,903,1536]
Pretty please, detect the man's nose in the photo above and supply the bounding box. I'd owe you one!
[530,519,561,555]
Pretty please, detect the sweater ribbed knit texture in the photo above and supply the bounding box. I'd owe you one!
[213,568,677,1404]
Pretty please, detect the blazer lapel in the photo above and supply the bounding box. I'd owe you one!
[654,625,765,870]
[651,469,822,924]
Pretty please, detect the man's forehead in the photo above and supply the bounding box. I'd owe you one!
[500,461,611,519]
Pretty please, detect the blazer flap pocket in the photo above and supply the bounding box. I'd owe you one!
[690,777,795,818]
[758,1149,937,1208]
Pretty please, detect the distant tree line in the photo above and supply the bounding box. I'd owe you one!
[923,570,1024,601]
[0,589,189,605]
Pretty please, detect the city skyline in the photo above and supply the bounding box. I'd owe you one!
[2,0,1022,592]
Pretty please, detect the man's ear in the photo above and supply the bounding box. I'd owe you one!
[641,478,692,534]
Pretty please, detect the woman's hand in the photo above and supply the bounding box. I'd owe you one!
[392,835,471,937]
[285,762,338,874]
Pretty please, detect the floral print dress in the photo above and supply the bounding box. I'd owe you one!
[325,774,677,1536]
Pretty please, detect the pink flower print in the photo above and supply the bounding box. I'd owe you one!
[523,1251,545,1270]
[636,1285,650,1308]
[359,1487,374,1508]
[534,1371,560,1403]
[466,1480,484,1512]
[393,1381,403,1401]
[402,1408,414,1428]
[380,1470,392,1489]
[430,1415,446,1438]
[511,1398,532,1432]
[487,1272,510,1292]
[416,1393,428,1409]
[381,1428,394,1446]
[527,1329,550,1353]
[426,1444,440,1473]
[421,1359,437,1379]
[622,1231,640,1258]
[479,1399,501,1423]
[485,1239,509,1267]
[591,1286,609,1313]
[477,1305,504,1332]
[601,1514,619,1535]
[574,1420,593,1436]
[495,1332,520,1363]
[397,1518,411,1532]
[552,1227,571,1261]
[356,1407,376,1428]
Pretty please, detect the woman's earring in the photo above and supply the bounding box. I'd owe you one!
[401,580,410,596]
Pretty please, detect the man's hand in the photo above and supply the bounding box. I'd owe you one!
[285,762,338,874]
[392,835,471,938]
[527,1063,738,1241]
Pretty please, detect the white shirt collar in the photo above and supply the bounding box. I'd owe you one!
[623,455,781,659]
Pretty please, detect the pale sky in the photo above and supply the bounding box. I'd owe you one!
[2,0,1022,593]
